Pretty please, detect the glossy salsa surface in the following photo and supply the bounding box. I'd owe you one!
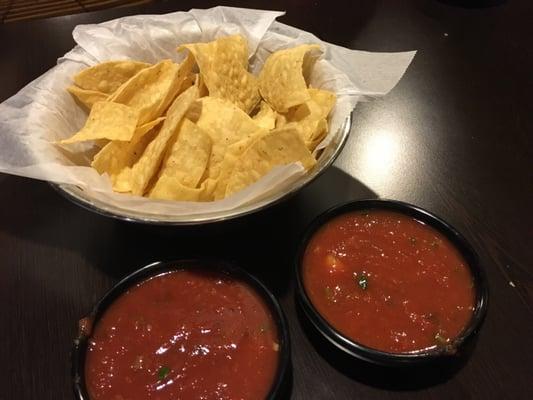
[302,209,475,353]
[85,269,280,400]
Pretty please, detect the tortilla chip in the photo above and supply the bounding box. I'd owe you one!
[167,54,197,100]
[60,101,139,144]
[91,120,164,191]
[278,88,335,150]
[179,35,260,113]
[252,101,277,130]
[305,126,328,152]
[149,177,217,202]
[74,60,151,94]
[62,42,334,202]
[91,117,165,174]
[179,73,208,95]
[112,168,134,193]
[307,118,328,150]
[192,97,266,181]
[107,129,159,193]
[129,85,199,195]
[67,86,108,109]
[212,135,259,200]
[132,117,166,144]
[308,88,336,118]
[178,74,196,92]
[195,73,209,97]
[109,59,193,125]
[283,117,328,150]
[225,127,316,197]
[275,112,288,128]
[154,119,212,189]
[258,44,321,113]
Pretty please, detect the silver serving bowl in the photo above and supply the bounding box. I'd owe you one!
[53,115,352,225]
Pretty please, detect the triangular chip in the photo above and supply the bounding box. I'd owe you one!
[164,54,197,102]
[212,136,259,200]
[225,127,316,197]
[129,85,200,195]
[91,117,165,175]
[74,60,151,94]
[283,118,328,151]
[307,88,336,119]
[60,101,139,144]
[275,113,288,128]
[149,177,217,202]
[67,86,108,110]
[153,119,212,190]
[102,129,160,193]
[258,44,321,113]
[179,35,260,114]
[178,70,209,97]
[286,118,328,152]
[109,59,193,125]
[195,73,209,98]
[178,74,197,93]
[131,117,166,144]
[191,97,266,181]
[252,101,277,130]
[112,168,134,193]
[278,88,335,150]
[304,126,328,152]
[286,88,335,121]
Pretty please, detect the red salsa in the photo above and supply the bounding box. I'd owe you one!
[85,270,279,400]
[303,210,475,353]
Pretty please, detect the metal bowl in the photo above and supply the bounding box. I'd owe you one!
[53,115,352,225]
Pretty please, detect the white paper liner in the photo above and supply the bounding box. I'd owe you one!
[0,6,415,215]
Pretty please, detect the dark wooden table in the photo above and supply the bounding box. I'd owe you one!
[1,0,532,399]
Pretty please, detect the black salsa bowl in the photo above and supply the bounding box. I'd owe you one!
[72,259,291,399]
[295,199,489,367]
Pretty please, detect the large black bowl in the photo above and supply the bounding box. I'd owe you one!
[72,259,291,399]
[295,199,489,366]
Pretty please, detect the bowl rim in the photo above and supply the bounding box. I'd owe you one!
[53,114,352,226]
[295,198,489,366]
[72,259,291,399]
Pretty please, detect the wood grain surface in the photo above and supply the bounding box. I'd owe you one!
[0,1,531,399]
[0,0,151,23]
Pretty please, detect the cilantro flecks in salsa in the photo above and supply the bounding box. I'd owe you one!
[85,270,279,400]
[302,210,475,353]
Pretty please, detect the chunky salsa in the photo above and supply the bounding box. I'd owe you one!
[303,209,475,353]
[85,269,279,400]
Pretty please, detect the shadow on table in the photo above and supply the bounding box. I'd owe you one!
[278,363,293,400]
[0,167,377,299]
[91,166,377,294]
[295,300,477,390]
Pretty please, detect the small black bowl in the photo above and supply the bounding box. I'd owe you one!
[72,259,291,399]
[295,199,489,366]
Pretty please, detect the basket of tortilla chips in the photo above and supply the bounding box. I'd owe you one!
[0,7,414,224]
